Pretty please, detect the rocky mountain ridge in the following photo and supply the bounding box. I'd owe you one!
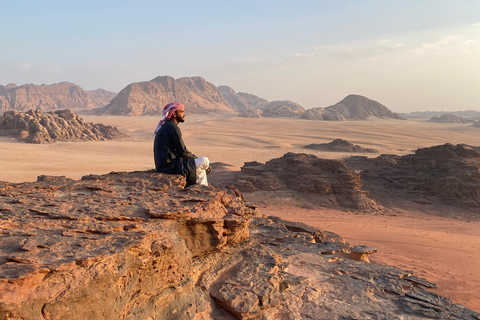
[217,86,269,111]
[1,170,477,319]
[301,95,405,121]
[94,76,234,115]
[0,82,115,112]
[428,114,473,123]
[0,109,127,143]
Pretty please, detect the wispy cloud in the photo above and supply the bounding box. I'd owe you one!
[291,33,480,62]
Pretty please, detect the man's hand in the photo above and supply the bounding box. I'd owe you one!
[205,166,212,175]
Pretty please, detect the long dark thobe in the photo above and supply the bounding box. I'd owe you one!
[153,119,197,187]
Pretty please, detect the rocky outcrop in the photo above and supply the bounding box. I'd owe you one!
[302,95,405,121]
[261,100,305,118]
[238,108,263,118]
[403,110,480,120]
[217,86,269,111]
[0,109,127,143]
[305,139,378,153]
[300,107,346,121]
[94,76,234,116]
[1,171,477,319]
[234,152,378,210]
[86,88,117,108]
[0,82,115,112]
[0,171,255,319]
[473,121,480,128]
[344,144,480,211]
[428,114,473,123]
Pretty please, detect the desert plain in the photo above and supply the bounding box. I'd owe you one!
[1,113,479,311]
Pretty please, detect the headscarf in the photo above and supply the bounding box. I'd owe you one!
[153,102,185,135]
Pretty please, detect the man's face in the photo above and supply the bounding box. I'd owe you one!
[174,110,185,123]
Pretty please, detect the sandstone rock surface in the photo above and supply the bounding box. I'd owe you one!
[238,108,263,118]
[305,139,378,153]
[428,114,473,123]
[301,95,404,121]
[261,100,305,118]
[344,144,480,211]
[300,107,346,121]
[0,109,127,143]
[94,76,234,116]
[0,82,115,112]
[233,152,378,210]
[217,86,268,111]
[1,171,477,319]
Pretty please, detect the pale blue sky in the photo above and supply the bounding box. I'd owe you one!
[1,0,480,112]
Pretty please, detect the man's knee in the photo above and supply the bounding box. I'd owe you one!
[195,157,209,171]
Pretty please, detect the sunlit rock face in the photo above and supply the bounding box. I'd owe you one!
[95,76,235,116]
[0,109,127,143]
[345,143,480,211]
[0,169,478,319]
[301,94,405,121]
[0,82,115,112]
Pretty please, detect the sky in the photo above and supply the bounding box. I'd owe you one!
[1,0,480,112]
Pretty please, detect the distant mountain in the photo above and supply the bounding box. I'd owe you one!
[0,82,115,113]
[428,114,474,123]
[301,95,404,121]
[217,86,269,111]
[94,76,234,116]
[473,121,480,128]
[402,110,480,120]
[261,100,305,118]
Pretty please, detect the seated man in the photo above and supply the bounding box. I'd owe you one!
[153,102,210,187]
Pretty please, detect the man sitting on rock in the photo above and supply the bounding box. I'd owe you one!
[153,102,210,187]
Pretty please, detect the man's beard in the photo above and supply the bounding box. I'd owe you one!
[177,117,185,123]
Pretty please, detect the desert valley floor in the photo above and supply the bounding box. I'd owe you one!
[1,114,479,311]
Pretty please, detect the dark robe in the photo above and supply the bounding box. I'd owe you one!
[153,120,197,187]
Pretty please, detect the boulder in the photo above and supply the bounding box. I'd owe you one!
[0,109,127,143]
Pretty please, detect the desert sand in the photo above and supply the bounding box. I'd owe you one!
[1,113,479,311]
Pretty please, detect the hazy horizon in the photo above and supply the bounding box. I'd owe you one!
[1,0,480,113]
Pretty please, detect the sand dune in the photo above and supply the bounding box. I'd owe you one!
[1,113,479,311]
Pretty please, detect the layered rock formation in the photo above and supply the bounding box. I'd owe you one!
[301,95,404,121]
[261,100,305,118]
[0,82,115,112]
[344,144,480,211]
[238,108,263,118]
[428,114,473,123]
[305,139,378,153]
[1,170,477,319]
[233,152,377,210]
[0,109,127,143]
[95,76,234,116]
[217,86,268,111]
[301,107,346,121]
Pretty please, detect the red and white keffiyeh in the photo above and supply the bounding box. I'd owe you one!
[153,102,185,135]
